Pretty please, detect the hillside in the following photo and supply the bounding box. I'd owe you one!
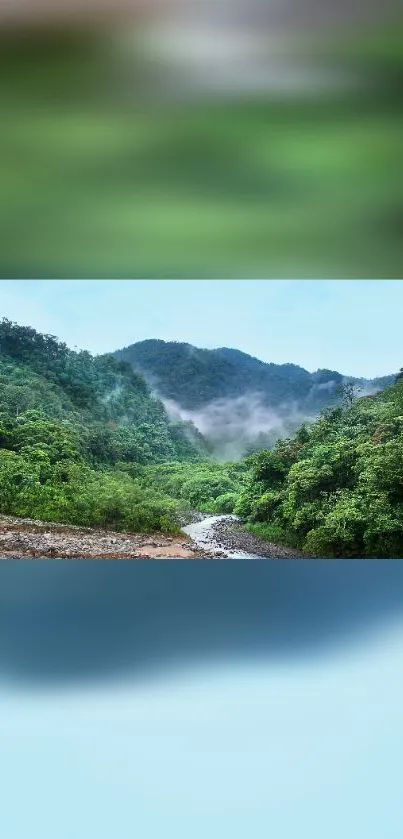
[114,339,394,457]
[0,319,214,534]
[238,374,403,558]
[0,320,209,464]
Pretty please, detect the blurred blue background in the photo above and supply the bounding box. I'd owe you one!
[1,559,403,839]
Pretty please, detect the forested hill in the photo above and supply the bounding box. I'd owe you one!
[0,319,216,534]
[0,319,207,465]
[114,339,393,413]
[237,372,403,558]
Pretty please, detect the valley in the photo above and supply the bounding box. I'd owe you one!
[115,339,393,458]
[0,317,402,559]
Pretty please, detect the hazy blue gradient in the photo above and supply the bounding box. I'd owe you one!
[1,560,403,839]
[0,279,401,378]
[2,636,403,839]
[1,610,403,839]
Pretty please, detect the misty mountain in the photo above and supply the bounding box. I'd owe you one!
[115,340,392,410]
[114,340,394,458]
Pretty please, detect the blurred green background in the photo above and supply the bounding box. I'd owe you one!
[0,21,402,278]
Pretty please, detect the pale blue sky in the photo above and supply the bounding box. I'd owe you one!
[0,279,400,378]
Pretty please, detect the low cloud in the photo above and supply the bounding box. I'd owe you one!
[100,384,124,405]
[161,392,313,460]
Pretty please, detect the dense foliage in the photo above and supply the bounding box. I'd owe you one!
[237,380,403,557]
[0,320,209,532]
[137,460,246,515]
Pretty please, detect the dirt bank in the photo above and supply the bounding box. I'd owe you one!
[0,515,207,559]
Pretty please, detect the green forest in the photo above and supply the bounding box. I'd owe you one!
[238,379,403,558]
[0,318,402,557]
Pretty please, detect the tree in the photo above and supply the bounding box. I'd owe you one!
[340,380,362,409]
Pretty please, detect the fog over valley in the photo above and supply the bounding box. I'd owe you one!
[161,393,313,460]
[114,339,394,458]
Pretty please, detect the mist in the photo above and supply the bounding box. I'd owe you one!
[162,393,315,459]
[110,368,388,459]
[352,383,385,398]
[100,383,124,405]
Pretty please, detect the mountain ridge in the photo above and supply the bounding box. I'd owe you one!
[114,338,394,413]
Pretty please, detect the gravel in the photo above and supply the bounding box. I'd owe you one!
[0,515,205,559]
[209,517,304,558]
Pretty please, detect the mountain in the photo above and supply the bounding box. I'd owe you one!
[115,340,330,410]
[113,339,394,457]
[115,339,393,411]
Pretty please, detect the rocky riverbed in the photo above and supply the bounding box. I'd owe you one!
[182,515,304,558]
[0,513,303,559]
[0,515,207,559]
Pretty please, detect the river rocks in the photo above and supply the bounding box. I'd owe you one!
[183,514,304,558]
[0,515,206,559]
[211,517,304,558]
[0,513,304,560]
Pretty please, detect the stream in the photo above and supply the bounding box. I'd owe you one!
[182,515,303,558]
[183,515,255,558]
